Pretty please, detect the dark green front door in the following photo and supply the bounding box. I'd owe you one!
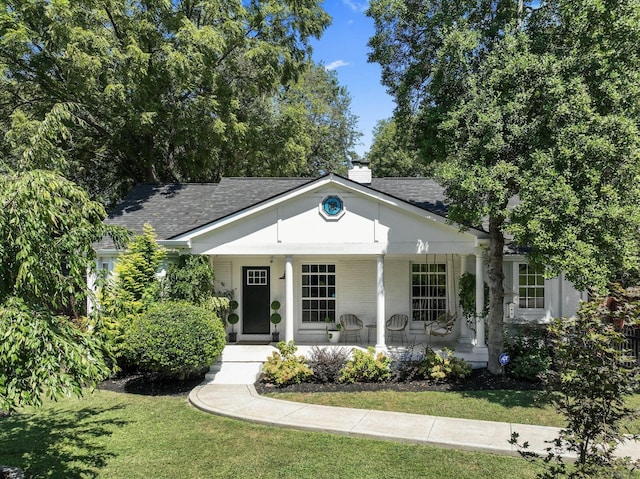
[242,267,270,334]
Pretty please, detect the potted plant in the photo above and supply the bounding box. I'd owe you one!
[227,300,239,342]
[325,316,341,343]
[270,300,282,342]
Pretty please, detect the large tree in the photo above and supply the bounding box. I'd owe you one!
[0,0,333,205]
[215,62,360,178]
[366,118,424,177]
[0,169,127,410]
[368,0,640,373]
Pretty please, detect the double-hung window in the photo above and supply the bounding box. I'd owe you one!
[301,264,336,323]
[518,264,545,309]
[411,263,447,322]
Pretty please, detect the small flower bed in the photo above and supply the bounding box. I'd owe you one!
[259,341,472,387]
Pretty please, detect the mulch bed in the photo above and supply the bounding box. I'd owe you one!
[98,373,204,397]
[97,368,542,398]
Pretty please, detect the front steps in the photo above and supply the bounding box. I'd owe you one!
[204,344,276,384]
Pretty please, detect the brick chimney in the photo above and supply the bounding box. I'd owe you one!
[348,159,372,184]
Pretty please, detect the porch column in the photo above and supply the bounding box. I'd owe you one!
[458,255,473,344]
[475,254,486,347]
[376,255,386,349]
[284,256,294,342]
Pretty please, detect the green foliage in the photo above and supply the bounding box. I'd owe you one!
[123,301,225,380]
[307,346,350,383]
[227,313,239,333]
[99,225,166,358]
[0,170,124,411]
[458,273,489,322]
[0,169,127,312]
[511,295,640,477]
[199,296,232,327]
[367,118,424,177]
[239,62,360,177]
[339,347,391,383]
[0,297,113,412]
[101,224,165,315]
[0,1,344,204]
[261,341,313,386]
[367,0,640,373]
[419,348,471,381]
[389,342,425,382]
[163,254,214,304]
[505,325,552,382]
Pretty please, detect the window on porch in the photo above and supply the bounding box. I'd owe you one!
[301,264,336,323]
[411,263,447,322]
[518,263,545,309]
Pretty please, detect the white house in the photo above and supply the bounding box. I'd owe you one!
[94,162,586,366]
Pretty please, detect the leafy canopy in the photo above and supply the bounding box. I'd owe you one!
[367,0,640,373]
[0,169,127,312]
[0,169,126,410]
[0,0,348,205]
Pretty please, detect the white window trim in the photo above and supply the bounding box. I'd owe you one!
[513,262,548,313]
[299,263,337,327]
[410,261,449,324]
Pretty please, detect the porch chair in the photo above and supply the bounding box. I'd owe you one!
[424,312,456,343]
[339,314,364,344]
[385,314,409,345]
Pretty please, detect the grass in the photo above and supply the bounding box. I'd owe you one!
[265,389,640,431]
[266,389,563,426]
[0,389,544,479]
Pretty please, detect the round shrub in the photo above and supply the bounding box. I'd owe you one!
[124,301,226,379]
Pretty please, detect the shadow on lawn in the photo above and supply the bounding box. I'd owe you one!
[0,405,127,478]
[458,388,552,409]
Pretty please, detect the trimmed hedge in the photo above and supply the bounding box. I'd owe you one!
[124,301,225,379]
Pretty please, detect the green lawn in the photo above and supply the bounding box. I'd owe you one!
[267,389,564,426]
[265,389,640,432]
[0,390,543,479]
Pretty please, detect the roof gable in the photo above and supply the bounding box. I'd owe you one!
[96,175,487,250]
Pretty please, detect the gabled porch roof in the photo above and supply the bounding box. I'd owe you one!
[96,174,489,252]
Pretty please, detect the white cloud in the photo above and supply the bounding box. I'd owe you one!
[325,60,350,71]
[342,0,368,13]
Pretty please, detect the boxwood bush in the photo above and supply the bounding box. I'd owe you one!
[124,301,226,379]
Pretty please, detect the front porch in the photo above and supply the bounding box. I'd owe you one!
[214,253,489,360]
[218,339,489,371]
[205,341,488,389]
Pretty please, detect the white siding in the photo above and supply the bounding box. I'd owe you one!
[337,259,378,324]
[212,260,233,296]
[188,185,481,256]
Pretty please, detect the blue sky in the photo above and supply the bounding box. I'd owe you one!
[310,0,396,157]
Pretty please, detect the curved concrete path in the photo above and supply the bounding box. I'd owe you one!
[188,346,640,460]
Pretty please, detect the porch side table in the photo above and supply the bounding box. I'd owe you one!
[366,324,376,343]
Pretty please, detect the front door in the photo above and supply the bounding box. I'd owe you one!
[242,267,270,334]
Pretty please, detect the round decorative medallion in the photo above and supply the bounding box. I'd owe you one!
[320,195,345,220]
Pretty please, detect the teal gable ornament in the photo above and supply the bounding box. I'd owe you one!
[320,195,345,220]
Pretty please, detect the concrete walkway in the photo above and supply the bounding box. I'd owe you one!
[188,345,640,460]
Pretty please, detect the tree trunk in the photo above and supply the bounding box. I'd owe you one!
[487,215,506,374]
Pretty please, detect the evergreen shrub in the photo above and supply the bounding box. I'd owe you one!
[505,324,552,381]
[124,301,225,379]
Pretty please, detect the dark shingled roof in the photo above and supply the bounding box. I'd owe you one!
[369,177,450,218]
[95,176,457,250]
